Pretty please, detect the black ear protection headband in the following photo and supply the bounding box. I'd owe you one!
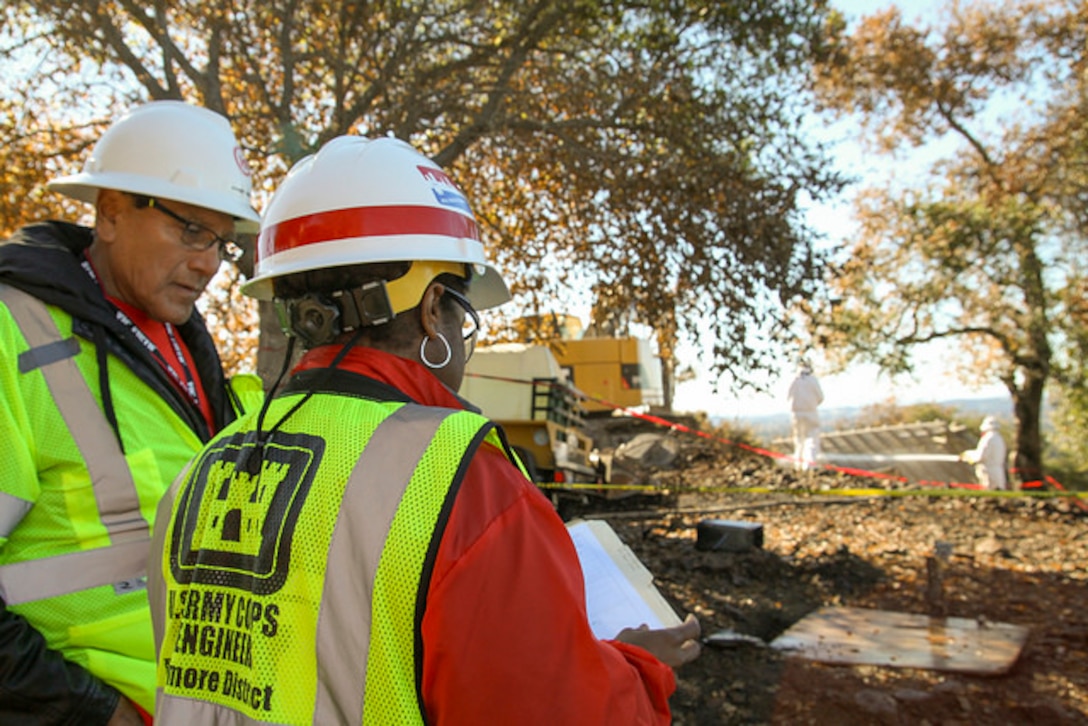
[274,281,395,348]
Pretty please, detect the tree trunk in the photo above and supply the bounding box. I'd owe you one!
[655,308,678,414]
[660,353,675,413]
[1010,371,1047,487]
[1009,242,1052,486]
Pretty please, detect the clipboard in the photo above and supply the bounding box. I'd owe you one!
[567,519,683,640]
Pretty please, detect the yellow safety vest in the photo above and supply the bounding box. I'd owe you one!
[0,284,259,712]
[152,391,517,724]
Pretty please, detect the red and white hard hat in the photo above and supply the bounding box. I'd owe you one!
[47,100,259,221]
[242,135,510,312]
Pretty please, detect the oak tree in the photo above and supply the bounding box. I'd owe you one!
[1,0,844,400]
[808,0,1088,483]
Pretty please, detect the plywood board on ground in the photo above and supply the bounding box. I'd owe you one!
[769,606,1028,675]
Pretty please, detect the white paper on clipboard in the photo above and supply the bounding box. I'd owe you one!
[567,519,683,640]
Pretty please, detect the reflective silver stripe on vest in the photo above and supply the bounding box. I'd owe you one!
[0,536,151,606]
[313,404,453,725]
[149,460,193,656]
[0,284,148,604]
[18,336,80,373]
[0,491,32,540]
[153,405,455,724]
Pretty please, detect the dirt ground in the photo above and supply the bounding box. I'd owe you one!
[558,430,1088,725]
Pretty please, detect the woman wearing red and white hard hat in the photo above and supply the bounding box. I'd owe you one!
[150,135,701,725]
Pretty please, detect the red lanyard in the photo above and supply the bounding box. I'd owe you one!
[81,257,202,410]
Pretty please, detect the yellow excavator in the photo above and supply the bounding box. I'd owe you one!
[460,314,665,487]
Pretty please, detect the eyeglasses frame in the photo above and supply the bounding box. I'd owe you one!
[443,287,480,361]
[132,194,244,262]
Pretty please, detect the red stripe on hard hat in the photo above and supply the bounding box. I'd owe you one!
[258,204,479,259]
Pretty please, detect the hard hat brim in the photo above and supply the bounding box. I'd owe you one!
[241,234,511,309]
[48,173,261,222]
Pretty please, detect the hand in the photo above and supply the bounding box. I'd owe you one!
[615,613,702,668]
[107,697,146,726]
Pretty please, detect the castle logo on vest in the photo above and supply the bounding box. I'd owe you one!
[168,431,325,595]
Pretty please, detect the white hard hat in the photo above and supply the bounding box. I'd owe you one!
[47,100,259,221]
[981,416,998,432]
[242,135,510,311]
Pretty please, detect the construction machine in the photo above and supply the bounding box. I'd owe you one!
[548,336,665,415]
[460,343,600,486]
[505,313,666,415]
[462,312,684,506]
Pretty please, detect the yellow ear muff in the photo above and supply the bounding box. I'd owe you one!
[384,260,468,314]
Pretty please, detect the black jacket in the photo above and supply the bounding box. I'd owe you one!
[0,221,237,724]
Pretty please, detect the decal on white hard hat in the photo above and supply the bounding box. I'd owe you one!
[243,135,510,310]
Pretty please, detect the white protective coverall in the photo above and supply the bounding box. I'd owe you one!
[787,366,824,471]
[962,416,1008,490]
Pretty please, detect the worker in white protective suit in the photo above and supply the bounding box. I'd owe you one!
[787,362,824,471]
[961,415,1009,490]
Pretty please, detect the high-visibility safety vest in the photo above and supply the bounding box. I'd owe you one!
[151,393,513,725]
[0,284,260,713]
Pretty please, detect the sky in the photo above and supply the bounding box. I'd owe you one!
[670,0,1011,420]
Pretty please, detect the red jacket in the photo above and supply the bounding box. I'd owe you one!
[296,346,676,724]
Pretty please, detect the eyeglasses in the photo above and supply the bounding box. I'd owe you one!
[134,195,244,262]
[444,288,480,360]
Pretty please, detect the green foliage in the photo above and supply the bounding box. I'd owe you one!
[1044,386,1088,491]
[807,0,1088,481]
[1045,277,1088,491]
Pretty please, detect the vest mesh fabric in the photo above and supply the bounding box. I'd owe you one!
[0,297,203,712]
[158,391,500,724]
[159,393,388,722]
[363,413,495,726]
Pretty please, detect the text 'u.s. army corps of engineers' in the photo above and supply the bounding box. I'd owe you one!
[162,588,279,712]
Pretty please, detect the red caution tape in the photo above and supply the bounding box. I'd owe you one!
[463,371,1082,500]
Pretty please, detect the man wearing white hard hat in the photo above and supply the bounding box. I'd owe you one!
[961,416,1009,490]
[149,135,701,725]
[0,101,262,725]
